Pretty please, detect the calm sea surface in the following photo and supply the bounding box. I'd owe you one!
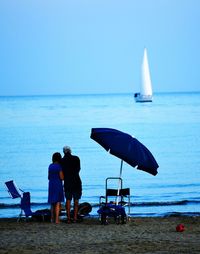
[0,92,200,218]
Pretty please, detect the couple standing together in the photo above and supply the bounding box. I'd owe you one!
[48,146,82,224]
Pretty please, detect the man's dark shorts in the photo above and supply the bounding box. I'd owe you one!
[65,189,82,201]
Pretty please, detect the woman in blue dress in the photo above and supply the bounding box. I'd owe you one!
[48,152,64,224]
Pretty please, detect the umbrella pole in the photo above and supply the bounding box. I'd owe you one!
[116,160,123,205]
[120,160,123,178]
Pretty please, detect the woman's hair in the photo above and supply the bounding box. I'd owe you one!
[52,152,62,163]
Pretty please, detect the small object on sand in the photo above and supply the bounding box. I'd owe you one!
[176,223,185,232]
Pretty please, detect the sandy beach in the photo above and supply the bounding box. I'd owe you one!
[0,216,200,254]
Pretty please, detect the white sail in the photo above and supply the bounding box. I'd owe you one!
[141,48,152,96]
[134,48,153,102]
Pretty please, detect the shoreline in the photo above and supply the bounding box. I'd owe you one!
[0,216,200,254]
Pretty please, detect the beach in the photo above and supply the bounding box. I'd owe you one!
[0,216,200,254]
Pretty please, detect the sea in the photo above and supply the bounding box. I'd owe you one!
[0,92,200,218]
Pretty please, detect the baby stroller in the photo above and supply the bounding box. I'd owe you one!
[98,177,130,225]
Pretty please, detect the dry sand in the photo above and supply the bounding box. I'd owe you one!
[0,216,200,254]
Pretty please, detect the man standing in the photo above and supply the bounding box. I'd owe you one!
[61,146,82,223]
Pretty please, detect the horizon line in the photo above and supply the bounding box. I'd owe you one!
[0,90,200,98]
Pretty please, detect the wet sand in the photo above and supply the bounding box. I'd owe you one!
[0,216,200,254]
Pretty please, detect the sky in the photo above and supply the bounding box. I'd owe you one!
[0,0,200,96]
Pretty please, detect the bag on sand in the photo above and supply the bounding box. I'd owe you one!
[32,209,51,222]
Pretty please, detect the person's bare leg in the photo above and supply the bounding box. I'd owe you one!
[55,202,60,224]
[73,199,79,222]
[66,200,71,223]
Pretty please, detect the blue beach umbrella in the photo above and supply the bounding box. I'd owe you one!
[90,128,159,177]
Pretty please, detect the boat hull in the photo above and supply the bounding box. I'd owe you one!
[134,93,152,102]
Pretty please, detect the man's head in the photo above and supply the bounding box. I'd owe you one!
[63,146,72,154]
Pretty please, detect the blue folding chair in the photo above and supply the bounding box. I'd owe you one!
[5,180,29,221]
[5,180,50,221]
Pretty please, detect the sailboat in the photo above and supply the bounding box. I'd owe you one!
[134,48,153,102]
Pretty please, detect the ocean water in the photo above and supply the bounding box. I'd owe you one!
[0,92,200,218]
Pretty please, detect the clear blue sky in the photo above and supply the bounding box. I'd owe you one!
[0,0,200,96]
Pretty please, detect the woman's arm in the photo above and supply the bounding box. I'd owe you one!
[59,170,64,180]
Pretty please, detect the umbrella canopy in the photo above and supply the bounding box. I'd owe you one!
[90,128,159,176]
